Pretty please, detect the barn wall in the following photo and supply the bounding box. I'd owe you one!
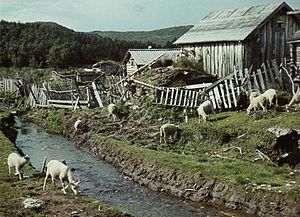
[182,42,244,78]
[245,10,300,68]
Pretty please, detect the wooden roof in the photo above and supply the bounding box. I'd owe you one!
[174,2,293,44]
[123,48,181,65]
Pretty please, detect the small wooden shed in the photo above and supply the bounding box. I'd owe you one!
[174,2,300,77]
[123,48,181,75]
[288,30,300,67]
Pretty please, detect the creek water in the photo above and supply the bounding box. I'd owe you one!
[15,117,228,217]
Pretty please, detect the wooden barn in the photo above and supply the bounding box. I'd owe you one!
[123,48,181,75]
[288,30,300,67]
[174,2,300,77]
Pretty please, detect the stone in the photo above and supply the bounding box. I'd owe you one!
[23,198,45,209]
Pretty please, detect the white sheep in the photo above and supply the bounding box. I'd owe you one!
[286,92,300,112]
[160,123,182,144]
[108,103,118,122]
[74,117,82,131]
[246,92,267,114]
[43,160,80,195]
[261,89,278,107]
[197,100,215,122]
[7,152,30,180]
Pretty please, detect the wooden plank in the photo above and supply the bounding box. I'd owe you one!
[190,91,196,107]
[170,88,175,105]
[178,89,184,106]
[261,63,269,89]
[92,82,104,108]
[252,71,260,93]
[194,92,199,108]
[229,78,237,107]
[48,99,89,105]
[219,84,228,108]
[271,59,281,83]
[208,90,217,109]
[244,68,252,91]
[164,88,169,105]
[159,89,164,104]
[174,88,179,106]
[257,69,265,92]
[266,60,275,84]
[183,90,188,107]
[224,79,232,108]
[186,90,191,107]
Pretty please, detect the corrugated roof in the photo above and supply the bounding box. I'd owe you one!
[174,2,292,44]
[126,49,181,65]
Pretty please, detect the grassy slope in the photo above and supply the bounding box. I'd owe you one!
[0,111,128,217]
[91,25,193,46]
[25,106,300,199]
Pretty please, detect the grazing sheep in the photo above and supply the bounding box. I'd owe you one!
[197,100,215,122]
[43,160,80,195]
[277,149,300,169]
[160,124,182,144]
[262,89,278,107]
[108,103,119,122]
[74,117,82,131]
[246,92,267,114]
[7,152,30,180]
[286,92,300,112]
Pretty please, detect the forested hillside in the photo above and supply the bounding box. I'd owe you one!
[0,21,159,68]
[91,25,192,46]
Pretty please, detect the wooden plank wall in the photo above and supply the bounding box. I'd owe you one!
[185,42,244,78]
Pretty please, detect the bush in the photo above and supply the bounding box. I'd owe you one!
[172,57,205,74]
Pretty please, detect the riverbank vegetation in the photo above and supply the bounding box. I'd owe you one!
[24,102,300,199]
[0,111,129,216]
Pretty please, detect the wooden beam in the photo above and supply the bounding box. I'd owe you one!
[92,82,104,108]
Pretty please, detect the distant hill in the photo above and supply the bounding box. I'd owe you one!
[0,21,157,68]
[90,25,193,46]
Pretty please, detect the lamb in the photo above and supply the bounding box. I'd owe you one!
[160,123,182,144]
[236,90,248,112]
[197,100,215,122]
[246,92,267,114]
[108,103,119,122]
[43,160,80,195]
[261,89,278,107]
[74,117,82,131]
[286,92,300,112]
[7,152,30,180]
[277,149,300,169]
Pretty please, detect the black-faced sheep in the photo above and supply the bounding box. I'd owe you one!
[7,152,30,180]
[236,90,248,112]
[277,149,300,169]
[197,100,215,122]
[160,123,182,144]
[43,160,80,195]
[247,92,267,114]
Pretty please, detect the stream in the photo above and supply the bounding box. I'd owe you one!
[15,117,228,217]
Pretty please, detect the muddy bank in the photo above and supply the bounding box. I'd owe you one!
[64,129,299,217]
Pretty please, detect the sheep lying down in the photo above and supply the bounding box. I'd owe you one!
[7,152,30,180]
[43,160,80,195]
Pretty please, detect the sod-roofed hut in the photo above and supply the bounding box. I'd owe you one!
[174,2,300,77]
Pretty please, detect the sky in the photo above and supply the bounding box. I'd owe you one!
[1,0,300,32]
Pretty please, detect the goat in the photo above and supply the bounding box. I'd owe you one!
[43,160,80,195]
[7,152,30,180]
[286,92,300,112]
[74,117,82,131]
[107,103,119,122]
[262,89,278,107]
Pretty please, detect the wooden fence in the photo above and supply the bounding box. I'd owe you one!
[0,79,18,93]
